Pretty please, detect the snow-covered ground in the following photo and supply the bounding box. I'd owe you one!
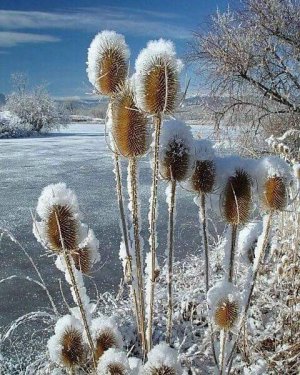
[0,123,207,327]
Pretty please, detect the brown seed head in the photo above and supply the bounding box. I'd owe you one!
[191,160,216,194]
[214,298,239,330]
[96,48,127,96]
[107,363,127,375]
[60,327,85,368]
[111,84,149,157]
[149,365,177,375]
[143,57,179,115]
[95,329,120,361]
[222,169,252,225]
[46,204,78,252]
[160,138,191,182]
[72,247,91,274]
[262,176,287,211]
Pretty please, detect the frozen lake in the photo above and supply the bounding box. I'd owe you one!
[0,123,206,327]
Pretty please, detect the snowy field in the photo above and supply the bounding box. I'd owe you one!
[0,122,215,327]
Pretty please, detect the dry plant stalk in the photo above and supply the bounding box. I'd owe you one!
[226,175,287,372]
[111,83,149,353]
[222,169,252,282]
[52,208,97,370]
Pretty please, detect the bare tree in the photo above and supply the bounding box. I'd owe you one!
[189,0,300,138]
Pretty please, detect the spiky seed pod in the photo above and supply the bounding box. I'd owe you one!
[161,138,191,181]
[159,120,194,182]
[72,246,91,274]
[134,39,182,115]
[87,30,129,96]
[96,348,130,375]
[191,160,216,194]
[95,328,120,361]
[149,365,177,375]
[111,83,149,157]
[222,169,252,225]
[47,204,78,252]
[214,298,239,330]
[262,176,287,211]
[60,327,85,368]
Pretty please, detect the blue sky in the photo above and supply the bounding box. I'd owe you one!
[0,0,237,98]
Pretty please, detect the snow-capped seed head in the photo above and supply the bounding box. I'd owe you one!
[134,39,182,115]
[90,317,123,362]
[48,315,85,369]
[214,298,239,330]
[46,204,79,252]
[72,228,100,274]
[33,183,80,252]
[110,81,149,158]
[222,169,252,225]
[87,30,130,96]
[207,281,241,331]
[159,119,194,182]
[96,348,130,375]
[143,343,182,375]
[262,176,287,211]
[191,160,216,194]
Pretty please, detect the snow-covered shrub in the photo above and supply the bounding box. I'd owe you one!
[5,85,69,133]
[0,110,31,138]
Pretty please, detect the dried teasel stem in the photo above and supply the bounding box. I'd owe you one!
[128,157,147,354]
[226,213,273,372]
[147,114,162,350]
[166,179,176,344]
[219,329,227,375]
[228,225,237,283]
[199,193,209,293]
[55,211,97,371]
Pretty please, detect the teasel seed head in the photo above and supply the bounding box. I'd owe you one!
[46,204,79,252]
[191,160,216,194]
[222,169,252,225]
[262,176,287,211]
[159,119,194,182]
[143,343,182,375]
[214,298,239,330]
[207,281,241,331]
[72,246,91,274]
[90,317,123,362]
[48,315,85,369]
[134,39,182,115]
[96,348,130,375]
[87,30,130,96]
[110,82,149,158]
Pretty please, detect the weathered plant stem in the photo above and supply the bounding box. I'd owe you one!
[147,114,162,350]
[198,194,218,367]
[166,179,176,343]
[228,225,238,282]
[54,211,97,371]
[129,157,147,354]
[113,152,141,334]
[199,193,209,293]
[219,329,227,375]
[226,212,273,373]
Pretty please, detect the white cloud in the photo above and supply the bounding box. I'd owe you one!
[0,7,190,40]
[0,32,60,47]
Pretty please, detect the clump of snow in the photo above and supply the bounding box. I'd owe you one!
[194,138,215,161]
[87,30,130,89]
[159,119,195,181]
[256,156,292,183]
[47,315,84,366]
[89,315,123,349]
[78,228,101,266]
[238,221,263,267]
[97,348,130,375]
[134,39,183,111]
[143,342,182,375]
